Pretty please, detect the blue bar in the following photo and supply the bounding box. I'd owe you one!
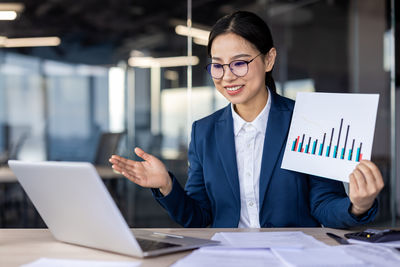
[348,149,352,161]
[305,145,309,153]
[341,148,345,159]
[319,144,323,156]
[312,141,316,154]
[356,148,360,162]
[326,146,330,157]
[298,143,302,152]
[291,140,296,151]
[333,146,337,158]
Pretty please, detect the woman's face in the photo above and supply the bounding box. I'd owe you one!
[210,32,275,107]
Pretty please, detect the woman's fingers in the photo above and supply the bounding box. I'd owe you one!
[134,147,151,161]
[359,160,384,189]
[349,173,359,193]
[349,160,384,215]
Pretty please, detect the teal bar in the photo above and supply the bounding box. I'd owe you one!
[312,141,316,154]
[341,148,345,159]
[319,144,323,156]
[333,146,337,158]
[291,140,296,151]
[348,149,352,160]
[305,145,309,153]
[326,146,330,157]
[356,147,360,162]
[298,143,302,152]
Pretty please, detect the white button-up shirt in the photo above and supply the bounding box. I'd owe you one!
[231,92,271,228]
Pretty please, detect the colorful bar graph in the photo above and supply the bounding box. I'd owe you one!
[290,118,364,162]
[334,119,343,158]
[319,133,326,156]
[356,142,362,162]
[312,140,317,155]
[327,128,334,157]
[306,137,311,153]
[342,125,350,160]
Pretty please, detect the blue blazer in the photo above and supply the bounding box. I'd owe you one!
[153,92,377,228]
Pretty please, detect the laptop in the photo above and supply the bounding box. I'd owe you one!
[8,160,219,258]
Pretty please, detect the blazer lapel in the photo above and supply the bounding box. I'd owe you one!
[259,93,293,212]
[215,105,240,205]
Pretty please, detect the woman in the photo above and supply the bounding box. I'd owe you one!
[110,11,384,228]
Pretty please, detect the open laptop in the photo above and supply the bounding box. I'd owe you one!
[8,160,219,258]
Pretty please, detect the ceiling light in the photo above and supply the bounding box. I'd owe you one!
[193,37,208,46]
[175,25,210,42]
[0,37,61,47]
[0,3,24,20]
[128,56,199,68]
[0,3,24,12]
[0,11,17,20]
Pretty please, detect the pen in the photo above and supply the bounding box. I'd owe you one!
[326,232,350,245]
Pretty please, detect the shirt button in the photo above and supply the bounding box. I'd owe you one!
[247,143,251,148]
[246,172,251,177]
[249,201,254,207]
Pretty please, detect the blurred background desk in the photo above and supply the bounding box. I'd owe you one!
[0,227,351,267]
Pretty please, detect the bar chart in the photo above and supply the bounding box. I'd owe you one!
[281,92,379,183]
[290,118,363,162]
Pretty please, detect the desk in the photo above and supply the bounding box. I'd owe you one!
[0,227,353,267]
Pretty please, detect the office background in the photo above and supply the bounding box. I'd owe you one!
[0,0,399,228]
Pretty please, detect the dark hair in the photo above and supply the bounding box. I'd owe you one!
[207,11,276,93]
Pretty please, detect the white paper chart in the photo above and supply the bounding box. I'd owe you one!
[281,92,379,182]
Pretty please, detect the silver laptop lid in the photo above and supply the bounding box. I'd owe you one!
[8,160,143,258]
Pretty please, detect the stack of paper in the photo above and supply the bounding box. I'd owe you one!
[171,231,400,267]
[212,231,327,249]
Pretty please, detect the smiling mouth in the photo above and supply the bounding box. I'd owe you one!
[225,85,243,95]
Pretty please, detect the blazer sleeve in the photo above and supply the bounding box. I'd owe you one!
[151,121,212,227]
[309,176,378,229]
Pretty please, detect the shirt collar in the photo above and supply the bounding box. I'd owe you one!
[231,89,272,136]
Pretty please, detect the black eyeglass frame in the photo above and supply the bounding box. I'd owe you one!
[205,53,263,79]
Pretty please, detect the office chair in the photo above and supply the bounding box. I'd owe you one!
[94,132,124,166]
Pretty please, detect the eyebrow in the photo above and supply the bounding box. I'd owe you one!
[211,53,252,62]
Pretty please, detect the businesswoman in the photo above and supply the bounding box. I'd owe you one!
[110,11,384,228]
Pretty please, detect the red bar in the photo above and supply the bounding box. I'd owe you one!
[301,148,304,152]
[359,154,363,161]
[295,136,300,151]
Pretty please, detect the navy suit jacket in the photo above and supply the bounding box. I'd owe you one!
[153,92,377,228]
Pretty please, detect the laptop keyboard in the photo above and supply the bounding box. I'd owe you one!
[136,238,180,252]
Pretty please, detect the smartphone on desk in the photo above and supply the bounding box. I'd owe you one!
[344,229,400,243]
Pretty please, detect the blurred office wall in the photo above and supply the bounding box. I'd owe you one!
[0,0,397,227]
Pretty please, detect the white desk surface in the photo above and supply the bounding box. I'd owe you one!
[0,227,353,267]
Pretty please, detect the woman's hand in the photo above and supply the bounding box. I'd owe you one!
[109,147,172,196]
[349,160,384,216]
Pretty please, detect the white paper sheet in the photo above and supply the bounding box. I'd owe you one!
[281,92,379,182]
[271,247,365,267]
[171,248,285,267]
[339,245,400,267]
[20,258,141,267]
[215,231,328,249]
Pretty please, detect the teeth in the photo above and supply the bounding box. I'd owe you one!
[226,85,242,91]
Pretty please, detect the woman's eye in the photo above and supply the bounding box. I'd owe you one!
[212,64,223,69]
[232,61,246,67]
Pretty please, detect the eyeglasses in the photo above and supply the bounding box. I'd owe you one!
[205,53,262,79]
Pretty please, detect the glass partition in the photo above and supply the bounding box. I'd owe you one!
[0,0,397,228]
